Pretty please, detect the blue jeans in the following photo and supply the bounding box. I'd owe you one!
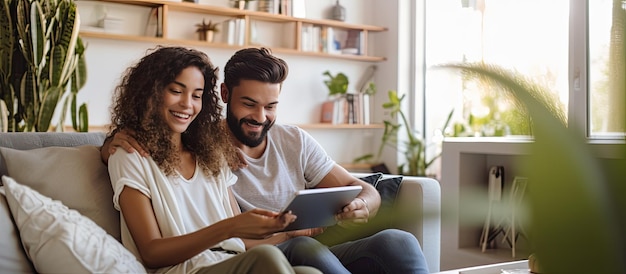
[276,229,429,274]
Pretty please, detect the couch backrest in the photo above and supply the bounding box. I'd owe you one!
[0,132,106,177]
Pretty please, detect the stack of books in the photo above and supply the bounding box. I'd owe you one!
[320,93,371,125]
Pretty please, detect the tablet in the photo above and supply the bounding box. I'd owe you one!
[281,185,363,231]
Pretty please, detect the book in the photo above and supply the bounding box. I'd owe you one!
[144,7,158,37]
[345,93,357,124]
[221,19,236,45]
[279,0,291,16]
[156,6,163,37]
[301,24,311,51]
[320,100,335,123]
[312,26,321,52]
[291,0,305,18]
[233,18,245,45]
[343,29,361,55]
[358,93,371,125]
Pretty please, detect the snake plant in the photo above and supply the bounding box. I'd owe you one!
[0,0,88,132]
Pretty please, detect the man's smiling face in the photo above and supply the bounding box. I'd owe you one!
[224,79,280,147]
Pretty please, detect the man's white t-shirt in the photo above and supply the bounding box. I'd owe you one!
[108,150,243,274]
[232,124,336,212]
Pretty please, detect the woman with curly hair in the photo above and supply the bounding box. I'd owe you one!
[106,46,320,274]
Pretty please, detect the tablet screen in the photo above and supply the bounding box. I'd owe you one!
[281,185,363,231]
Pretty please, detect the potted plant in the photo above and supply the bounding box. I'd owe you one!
[355,90,453,176]
[322,70,349,97]
[195,19,219,42]
[0,0,88,132]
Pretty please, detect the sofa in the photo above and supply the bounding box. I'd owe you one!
[0,132,441,273]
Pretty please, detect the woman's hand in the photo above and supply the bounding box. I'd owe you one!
[227,209,297,239]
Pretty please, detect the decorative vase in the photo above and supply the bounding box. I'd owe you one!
[331,0,346,21]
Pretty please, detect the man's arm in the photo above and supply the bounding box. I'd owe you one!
[315,164,382,222]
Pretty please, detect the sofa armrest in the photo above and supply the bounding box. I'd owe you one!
[396,176,441,273]
[351,172,441,273]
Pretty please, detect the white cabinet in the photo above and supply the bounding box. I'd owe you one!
[440,137,532,269]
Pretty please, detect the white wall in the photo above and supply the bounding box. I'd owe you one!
[75,0,401,165]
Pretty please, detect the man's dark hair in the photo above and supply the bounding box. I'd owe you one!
[223,47,289,94]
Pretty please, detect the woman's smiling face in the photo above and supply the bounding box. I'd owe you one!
[162,66,205,134]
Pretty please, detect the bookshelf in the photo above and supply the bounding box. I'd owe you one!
[297,123,383,129]
[79,0,387,62]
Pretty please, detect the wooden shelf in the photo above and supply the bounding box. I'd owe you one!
[296,123,384,129]
[81,0,387,62]
[99,0,386,31]
[80,31,386,62]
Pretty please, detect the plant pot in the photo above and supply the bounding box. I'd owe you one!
[233,0,248,10]
[205,30,215,42]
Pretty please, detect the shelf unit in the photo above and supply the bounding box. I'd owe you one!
[296,123,384,129]
[80,0,387,62]
[440,138,533,269]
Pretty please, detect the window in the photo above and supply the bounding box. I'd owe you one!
[424,0,569,139]
[588,0,626,137]
[423,0,625,140]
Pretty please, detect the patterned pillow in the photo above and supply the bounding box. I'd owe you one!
[1,176,145,273]
[369,176,404,227]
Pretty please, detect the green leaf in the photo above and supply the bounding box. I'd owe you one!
[323,71,349,96]
[56,93,70,132]
[30,1,47,71]
[49,45,64,86]
[77,102,88,132]
[0,99,8,132]
[37,86,63,131]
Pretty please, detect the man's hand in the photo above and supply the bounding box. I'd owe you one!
[108,130,149,156]
[101,129,149,164]
[335,198,369,228]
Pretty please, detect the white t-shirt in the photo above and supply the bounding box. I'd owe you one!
[108,150,243,274]
[232,124,335,212]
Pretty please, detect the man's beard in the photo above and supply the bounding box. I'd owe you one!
[226,106,274,148]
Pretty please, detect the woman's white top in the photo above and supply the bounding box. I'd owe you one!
[108,150,242,274]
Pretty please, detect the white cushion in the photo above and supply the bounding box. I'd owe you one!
[0,188,35,273]
[0,145,120,240]
[1,176,145,273]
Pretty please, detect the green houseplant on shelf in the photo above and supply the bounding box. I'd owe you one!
[355,90,453,176]
[0,0,88,132]
[323,70,349,97]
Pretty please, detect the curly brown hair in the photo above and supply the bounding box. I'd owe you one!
[108,46,238,177]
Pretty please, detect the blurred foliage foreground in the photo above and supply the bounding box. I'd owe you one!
[443,63,626,273]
